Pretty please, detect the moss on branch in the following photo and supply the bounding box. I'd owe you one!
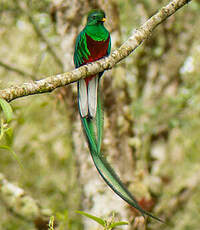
[0,0,192,102]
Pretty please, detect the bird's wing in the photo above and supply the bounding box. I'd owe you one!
[107,36,111,56]
[74,30,90,68]
[74,30,91,117]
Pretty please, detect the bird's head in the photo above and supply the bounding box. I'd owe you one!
[87,9,106,26]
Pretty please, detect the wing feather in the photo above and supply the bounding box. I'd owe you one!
[74,30,90,68]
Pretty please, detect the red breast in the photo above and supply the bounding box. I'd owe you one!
[83,34,110,86]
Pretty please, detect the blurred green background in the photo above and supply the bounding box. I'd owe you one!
[0,0,200,229]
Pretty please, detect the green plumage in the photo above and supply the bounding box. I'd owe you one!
[74,10,164,223]
[74,10,110,68]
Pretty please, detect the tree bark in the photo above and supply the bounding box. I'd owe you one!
[0,0,191,102]
[0,0,195,229]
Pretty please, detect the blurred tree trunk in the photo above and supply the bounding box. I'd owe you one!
[51,0,197,229]
[1,0,200,229]
[51,0,134,229]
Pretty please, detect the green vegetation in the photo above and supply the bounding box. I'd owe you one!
[1,0,200,229]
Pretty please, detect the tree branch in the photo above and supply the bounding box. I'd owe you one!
[15,0,64,70]
[0,0,191,102]
[26,12,64,70]
[0,60,35,79]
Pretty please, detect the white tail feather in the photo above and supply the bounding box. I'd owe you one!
[88,77,98,118]
[78,79,88,117]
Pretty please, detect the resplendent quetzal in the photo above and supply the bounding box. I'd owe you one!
[74,9,163,223]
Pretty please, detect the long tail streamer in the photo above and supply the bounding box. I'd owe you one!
[80,80,164,223]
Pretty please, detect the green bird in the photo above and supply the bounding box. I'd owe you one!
[74,9,163,223]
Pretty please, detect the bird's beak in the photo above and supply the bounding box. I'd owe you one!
[101,18,106,22]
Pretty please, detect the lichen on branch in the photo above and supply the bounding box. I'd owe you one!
[0,0,192,102]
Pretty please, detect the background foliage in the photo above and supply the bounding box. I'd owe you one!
[0,0,200,229]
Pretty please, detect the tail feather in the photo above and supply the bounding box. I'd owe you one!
[78,79,88,117]
[81,117,164,223]
[88,76,98,118]
[91,147,165,223]
[96,79,104,154]
[81,117,97,150]
[79,81,164,223]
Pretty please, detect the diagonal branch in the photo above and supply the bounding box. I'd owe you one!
[26,12,64,70]
[15,0,64,70]
[0,60,35,79]
[0,0,192,102]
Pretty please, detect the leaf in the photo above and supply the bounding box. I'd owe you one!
[0,145,24,170]
[0,98,13,122]
[0,119,5,141]
[109,221,128,229]
[48,216,55,230]
[5,127,13,139]
[76,211,105,227]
